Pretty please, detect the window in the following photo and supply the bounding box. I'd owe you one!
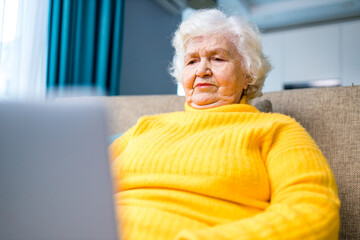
[0,0,19,100]
[0,0,48,101]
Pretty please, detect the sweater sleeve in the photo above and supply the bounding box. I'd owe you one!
[109,125,136,163]
[175,118,340,240]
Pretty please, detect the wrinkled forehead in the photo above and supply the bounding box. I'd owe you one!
[184,35,239,57]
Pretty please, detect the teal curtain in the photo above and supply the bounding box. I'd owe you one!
[47,0,124,95]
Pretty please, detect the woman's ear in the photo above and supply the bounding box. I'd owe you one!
[243,75,251,90]
[243,81,249,90]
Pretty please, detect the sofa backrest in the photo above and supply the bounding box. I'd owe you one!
[65,86,360,239]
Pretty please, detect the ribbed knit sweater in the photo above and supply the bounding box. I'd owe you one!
[109,101,340,240]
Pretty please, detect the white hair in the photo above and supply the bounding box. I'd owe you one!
[169,9,271,100]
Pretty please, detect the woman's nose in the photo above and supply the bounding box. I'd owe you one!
[196,59,212,77]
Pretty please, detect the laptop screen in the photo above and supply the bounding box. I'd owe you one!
[0,102,119,240]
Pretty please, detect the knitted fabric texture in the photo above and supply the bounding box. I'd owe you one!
[109,102,340,240]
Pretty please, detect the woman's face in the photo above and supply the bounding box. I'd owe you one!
[182,35,248,109]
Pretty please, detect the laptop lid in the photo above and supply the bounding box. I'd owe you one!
[0,102,118,240]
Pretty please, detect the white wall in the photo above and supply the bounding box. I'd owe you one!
[262,19,360,93]
[343,20,360,86]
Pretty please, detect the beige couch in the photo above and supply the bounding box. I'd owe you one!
[76,86,360,239]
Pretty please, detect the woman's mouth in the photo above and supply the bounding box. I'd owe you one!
[195,83,213,88]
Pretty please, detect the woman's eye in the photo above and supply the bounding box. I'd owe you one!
[187,60,196,65]
[213,57,224,62]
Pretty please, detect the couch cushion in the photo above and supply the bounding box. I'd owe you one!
[253,99,272,113]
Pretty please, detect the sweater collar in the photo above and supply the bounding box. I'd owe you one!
[184,97,259,113]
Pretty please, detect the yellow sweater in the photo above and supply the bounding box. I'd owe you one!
[109,102,340,240]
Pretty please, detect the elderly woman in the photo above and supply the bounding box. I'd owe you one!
[110,9,340,240]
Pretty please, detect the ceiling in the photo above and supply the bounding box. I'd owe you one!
[218,0,360,30]
[154,0,360,30]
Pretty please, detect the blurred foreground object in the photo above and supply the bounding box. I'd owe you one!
[0,101,119,239]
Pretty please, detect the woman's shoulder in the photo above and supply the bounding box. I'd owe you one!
[248,112,309,137]
[256,111,298,123]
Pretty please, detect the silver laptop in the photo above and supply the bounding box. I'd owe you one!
[0,101,118,240]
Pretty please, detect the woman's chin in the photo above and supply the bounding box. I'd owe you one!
[190,99,223,109]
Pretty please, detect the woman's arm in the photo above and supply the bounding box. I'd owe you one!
[176,120,340,240]
[109,126,136,163]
